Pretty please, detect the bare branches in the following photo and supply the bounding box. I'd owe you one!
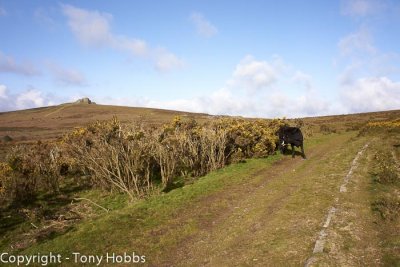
[1,116,284,205]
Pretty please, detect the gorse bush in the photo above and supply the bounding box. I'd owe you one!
[366,119,400,129]
[372,151,399,185]
[63,117,231,199]
[0,142,65,206]
[359,119,400,136]
[3,116,286,203]
[62,117,156,200]
[222,118,284,161]
[0,162,13,205]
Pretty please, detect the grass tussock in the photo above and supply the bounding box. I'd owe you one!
[371,195,400,221]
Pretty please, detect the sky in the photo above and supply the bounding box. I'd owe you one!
[0,0,400,118]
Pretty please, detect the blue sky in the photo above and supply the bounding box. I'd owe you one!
[0,0,399,117]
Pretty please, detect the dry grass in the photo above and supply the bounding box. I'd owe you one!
[0,103,211,144]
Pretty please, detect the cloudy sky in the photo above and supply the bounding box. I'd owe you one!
[0,0,399,117]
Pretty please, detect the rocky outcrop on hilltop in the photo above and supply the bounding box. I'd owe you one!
[75,97,95,104]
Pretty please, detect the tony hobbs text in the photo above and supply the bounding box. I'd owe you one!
[0,252,146,266]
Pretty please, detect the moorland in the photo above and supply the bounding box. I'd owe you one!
[0,100,399,266]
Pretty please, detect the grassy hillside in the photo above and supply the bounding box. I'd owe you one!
[0,102,211,142]
[0,102,212,160]
[1,101,399,142]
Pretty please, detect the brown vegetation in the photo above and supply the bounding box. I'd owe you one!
[0,142,64,206]
[2,105,399,206]
[1,106,400,264]
[0,116,285,204]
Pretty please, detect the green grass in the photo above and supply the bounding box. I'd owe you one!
[19,154,282,257]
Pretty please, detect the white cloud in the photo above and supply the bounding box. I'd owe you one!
[152,88,254,115]
[0,84,7,99]
[95,85,260,117]
[336,23,400,114]
[16,89,45,109]
[153,48,185,72]
[338,63,360,86]
[293,95,332,117]
[146,87,331,118]
[228,55,282,92]
[254,90,331,118]
[96,55,329,118]
[292,71,313,91]
[341,76,400,113]
[114,36,148,57]
[46,62,87,86]
[61,4,183,72]
[98,88,245,116]
[190,12,218,38]
[341,0,386,17]
[62,4,113,47]
[0,60,329,117]
[336,26,400,85]
[136,55,330,118]
[338,28,376,57]
[0,86,64,112]
[99,95,150,108]
[0,51,40,76]
[0,53,346,117]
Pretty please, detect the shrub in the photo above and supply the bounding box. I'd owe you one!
[0,162,13,205]
[359,119,400,136]
[319,124,336,134]
[154,117,228,184]
[372,152,399,185]
[372,195,400,221]
[63,117,157,200]
[222,118,284,162]
[6,146,40,203]
[1,142,64,205]
[294,118,304,128]
[6,116,286,202]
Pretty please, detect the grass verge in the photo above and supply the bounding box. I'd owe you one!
[368,133,400,266]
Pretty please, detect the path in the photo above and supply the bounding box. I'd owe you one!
[44,104,71,118]
[148,132,381,266]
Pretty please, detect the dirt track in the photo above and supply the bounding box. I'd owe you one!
[147,132,382,266]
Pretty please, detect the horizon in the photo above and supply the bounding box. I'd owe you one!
[1,0,400,117]
[1,96,399,120]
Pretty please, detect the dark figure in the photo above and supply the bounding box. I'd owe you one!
[278,126,306,159]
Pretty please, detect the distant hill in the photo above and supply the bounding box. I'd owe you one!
[0,100,211,142]
[0,98,399,143]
